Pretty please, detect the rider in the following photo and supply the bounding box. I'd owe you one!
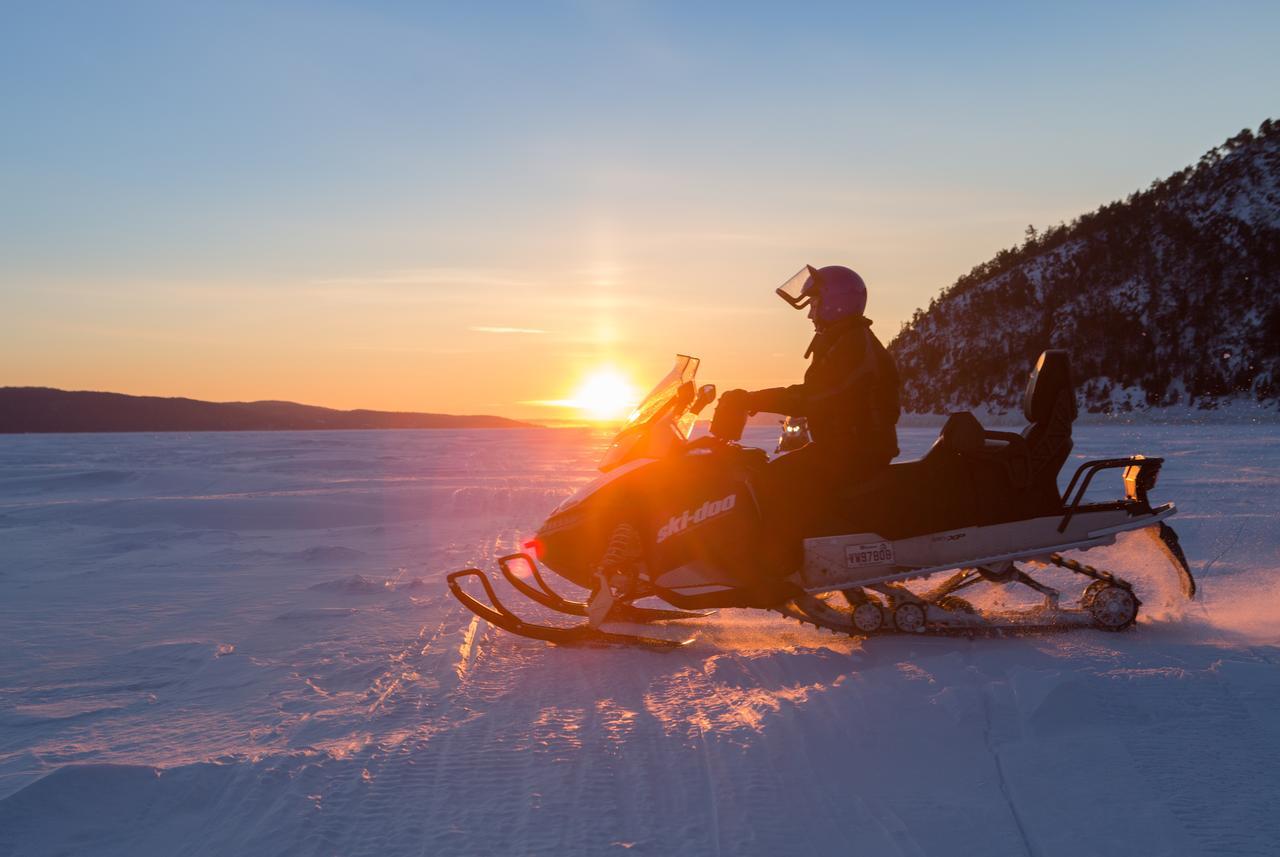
[713,264,901,570]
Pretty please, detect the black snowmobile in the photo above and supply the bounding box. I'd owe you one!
[775,416,811,453]
[448,352,1196,647]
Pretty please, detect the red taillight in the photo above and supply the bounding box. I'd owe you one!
[521,537,544,560]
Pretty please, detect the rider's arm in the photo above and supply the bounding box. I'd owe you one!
[745,386,804,416]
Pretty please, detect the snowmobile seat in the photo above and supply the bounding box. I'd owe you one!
[826,455,977,541]
[950,350,1074,522]
[827,410,1028,540]
[921,411,1030,524]
[821,353,1078,540]
[917,349,1076,524]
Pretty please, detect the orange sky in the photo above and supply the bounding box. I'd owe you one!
[4,4,1276,419]
[0,234,1051,419]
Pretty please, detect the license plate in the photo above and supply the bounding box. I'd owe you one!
[845,541,894,569]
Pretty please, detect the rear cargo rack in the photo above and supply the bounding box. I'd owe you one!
[1058,456,1163,533]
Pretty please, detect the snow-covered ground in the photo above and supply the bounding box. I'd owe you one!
[1,425,1278,856]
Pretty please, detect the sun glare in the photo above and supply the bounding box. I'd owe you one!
[572,369,638,421]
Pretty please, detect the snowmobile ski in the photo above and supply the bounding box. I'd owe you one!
[497,553,709,622]
[447,569,695,649]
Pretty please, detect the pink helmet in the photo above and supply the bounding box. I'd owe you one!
[775,264,867,328]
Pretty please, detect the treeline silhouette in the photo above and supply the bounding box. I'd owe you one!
[890,119,1280,413]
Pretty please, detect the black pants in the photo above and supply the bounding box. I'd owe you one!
[756,442,888,574]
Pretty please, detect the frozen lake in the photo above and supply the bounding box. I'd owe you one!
[2,424,1279,856]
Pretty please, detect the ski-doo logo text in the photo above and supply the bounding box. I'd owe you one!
[656,494,737,543]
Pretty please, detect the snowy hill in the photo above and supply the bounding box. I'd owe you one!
[890,119,1280,415]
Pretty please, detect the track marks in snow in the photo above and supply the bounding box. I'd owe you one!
[1099,661,1280,856]
[640,646,856,743]
[454,616,482,682]
[974,673,1036,857]
[684,672,723,857]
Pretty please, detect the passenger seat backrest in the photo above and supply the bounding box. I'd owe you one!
[1023,350,1076,424]
[1021,350,1076,490]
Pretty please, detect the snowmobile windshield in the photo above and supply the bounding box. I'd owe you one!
[598,355,700,471]
[625,354,700,429]
[776,264,819,310]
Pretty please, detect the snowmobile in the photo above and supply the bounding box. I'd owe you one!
[448,351,1197,648]
[775,416,811,454]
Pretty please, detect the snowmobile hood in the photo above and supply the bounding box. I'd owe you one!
[551,458,653,516]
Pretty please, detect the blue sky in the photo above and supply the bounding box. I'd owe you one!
[2,1,1277,415]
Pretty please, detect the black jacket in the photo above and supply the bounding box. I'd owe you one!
[752,316,900,463]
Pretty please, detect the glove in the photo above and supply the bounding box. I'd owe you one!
[710,389,751,441]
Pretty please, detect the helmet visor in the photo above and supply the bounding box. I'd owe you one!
[775,265,820,309]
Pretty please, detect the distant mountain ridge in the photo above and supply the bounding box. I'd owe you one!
[0,388,534,433]
[890,119,1280,414]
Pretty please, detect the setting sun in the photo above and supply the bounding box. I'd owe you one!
[571,369,638,421]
